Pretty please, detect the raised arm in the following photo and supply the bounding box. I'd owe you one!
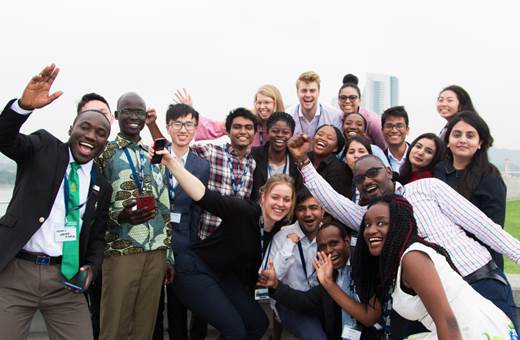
[288,134,365,230]
[0,64,63,160]
[145,108,166,140]
[314,251,381,326]
[401,250,462,340]
[155,149,205,201]
[431,178,520,265]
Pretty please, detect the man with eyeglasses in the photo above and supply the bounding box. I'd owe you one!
[96,92,174,340]
[288,134,520,337]
[287,71,343,137]
[147,103,210,340]
[380,106,410,173]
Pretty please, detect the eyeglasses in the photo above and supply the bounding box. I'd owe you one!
[383,123,407,130]
[167,121,196,131]
[353,167,384,185]
[338,95,359,102]
[119,109,147,120]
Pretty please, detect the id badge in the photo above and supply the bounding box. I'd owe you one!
[341,325,361,340]
[55,227,77,242]
[254,288,269,301]
[170,212,181,224]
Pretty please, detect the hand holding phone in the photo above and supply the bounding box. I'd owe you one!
[151,138,167,164]
[136,195,156,212]
[63,270,88,293]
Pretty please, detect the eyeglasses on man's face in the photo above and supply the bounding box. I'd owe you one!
[353,167,384,185]
[383,123,407,131]
[167,120,196,131]
[119,109,147,120]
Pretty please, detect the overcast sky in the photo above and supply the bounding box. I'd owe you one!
[1,0,519,149]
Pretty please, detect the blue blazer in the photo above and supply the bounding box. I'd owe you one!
[168,150,210,254]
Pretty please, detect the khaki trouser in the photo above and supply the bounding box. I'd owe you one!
[0,257,93,340]
[100,250,166,340]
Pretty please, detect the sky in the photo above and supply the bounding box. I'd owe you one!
[1,0,519,149]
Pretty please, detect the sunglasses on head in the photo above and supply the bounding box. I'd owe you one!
[353,167,384,185]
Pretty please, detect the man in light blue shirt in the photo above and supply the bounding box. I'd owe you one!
[287,71,343,137]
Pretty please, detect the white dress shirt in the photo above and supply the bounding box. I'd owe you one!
[300,163,520,276]
[23,150,92,256]
[262,221,318,291]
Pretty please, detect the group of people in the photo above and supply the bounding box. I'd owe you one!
[0,63,518,340]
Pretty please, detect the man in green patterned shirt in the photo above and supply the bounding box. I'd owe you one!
[96,92,174,340]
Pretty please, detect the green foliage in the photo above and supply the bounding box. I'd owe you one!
[505,200,520,274]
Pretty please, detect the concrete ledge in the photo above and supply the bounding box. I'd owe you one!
[507,274,520,307]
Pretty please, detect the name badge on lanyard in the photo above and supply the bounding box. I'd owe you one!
[123,146,152,196]
[225,148,248,196]
[341,326,361,340]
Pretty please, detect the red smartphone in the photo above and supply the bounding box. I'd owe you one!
[136,195,156,211]
[151,138,167,164]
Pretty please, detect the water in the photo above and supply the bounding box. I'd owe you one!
[0,185,13,215]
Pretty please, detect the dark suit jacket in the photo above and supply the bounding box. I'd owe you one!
[250,142,303,201]
[169,150,210,253]
[0,99,111,278]
[271,283,380,340]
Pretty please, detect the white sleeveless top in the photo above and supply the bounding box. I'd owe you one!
[392,242,516,339]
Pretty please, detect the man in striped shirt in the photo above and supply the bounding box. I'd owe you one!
[288,133,520,333]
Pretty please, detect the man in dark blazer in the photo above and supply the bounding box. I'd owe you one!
[148,103,211,340]
[0,64,111,340]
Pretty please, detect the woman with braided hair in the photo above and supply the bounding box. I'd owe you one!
[314,194,517,340]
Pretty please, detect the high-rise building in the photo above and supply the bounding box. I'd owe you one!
[361,73,399,114]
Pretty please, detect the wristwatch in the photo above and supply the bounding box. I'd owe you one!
[295,158,311,169]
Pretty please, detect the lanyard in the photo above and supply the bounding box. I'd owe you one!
[224,148,249,196]
[296,240,314,288]
[259,220,274,270]
[123,147,148,194]
[382,286,394,339]
[63,164,96,216]
[267,154,289,178]
[258,126,264,146]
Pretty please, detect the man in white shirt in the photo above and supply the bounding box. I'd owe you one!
[381,106,409,173]
[263,188,326,340]
[287,71,343,137]
[288,133,520,334]
[0,64,112,340]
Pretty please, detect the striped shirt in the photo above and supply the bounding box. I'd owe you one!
[300,164,520,276]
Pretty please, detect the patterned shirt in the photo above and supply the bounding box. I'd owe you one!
[300,163,520,276]
[96,134,173,263]
[192,143,255,239]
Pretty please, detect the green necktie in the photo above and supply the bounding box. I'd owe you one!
[61,161,81,280]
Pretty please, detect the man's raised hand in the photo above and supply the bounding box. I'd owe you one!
[19,64,63,110]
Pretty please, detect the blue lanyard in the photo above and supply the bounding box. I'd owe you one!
[258,126,264,146]
[123,147,148,194]
[225,148,249,196]
[63,164,96,216]
[260,226,273,270]
[296,240,314,288]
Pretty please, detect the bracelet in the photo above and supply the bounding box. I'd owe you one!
[295,158,311,169]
